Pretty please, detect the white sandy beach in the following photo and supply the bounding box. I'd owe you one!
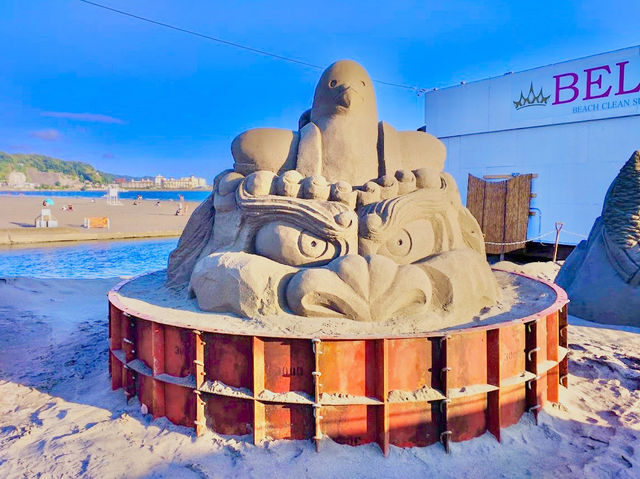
[0,196,201,245]
[0,262,638,478]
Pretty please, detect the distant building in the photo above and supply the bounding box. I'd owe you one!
[7,171,27,188]
[116,174,208,189]
[117,178,154,189]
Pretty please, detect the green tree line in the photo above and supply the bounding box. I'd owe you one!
[0,152,124,185]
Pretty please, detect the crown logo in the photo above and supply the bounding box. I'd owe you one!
[513,82,551,110]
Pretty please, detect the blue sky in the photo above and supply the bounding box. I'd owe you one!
[2,1,639,180]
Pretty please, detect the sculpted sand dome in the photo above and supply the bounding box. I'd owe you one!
[167,60,498,328]
[556,151,640,326]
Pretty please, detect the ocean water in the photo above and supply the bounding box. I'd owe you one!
[0,238,178,279]
[0,189,211,202]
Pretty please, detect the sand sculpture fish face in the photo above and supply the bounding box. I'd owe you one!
[172,59,498,325]
[187,166,495,323]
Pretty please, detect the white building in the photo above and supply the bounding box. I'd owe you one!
[7,171,27,188]
[424,45,640,245]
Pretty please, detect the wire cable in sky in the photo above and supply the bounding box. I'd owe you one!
[77,0,425,93]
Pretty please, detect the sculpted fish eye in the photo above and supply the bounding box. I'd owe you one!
[329,80,337,88]
[361,80,366,87]
[298,231,329,258]
[386,229,412,257]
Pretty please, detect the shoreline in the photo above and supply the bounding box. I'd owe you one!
[0,196,198,246]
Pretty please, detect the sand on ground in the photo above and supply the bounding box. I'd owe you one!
[0,261,638,478]
[0,195,202,245]
[114,269,558,337]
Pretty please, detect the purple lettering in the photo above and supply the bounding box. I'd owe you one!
[583,65,611,100]
[616,61,640,95]
[553,73,579,104]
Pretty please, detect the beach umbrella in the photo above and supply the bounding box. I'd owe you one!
[44,198,54,205]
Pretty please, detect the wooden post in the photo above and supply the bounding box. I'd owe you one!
[553,222,563,262]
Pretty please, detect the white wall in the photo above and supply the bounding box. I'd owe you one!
[425,46,640,245]
[442,116,639,245]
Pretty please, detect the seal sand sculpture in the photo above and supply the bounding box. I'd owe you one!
[231,60,446,185]
[167,59,498,327]
[556,151,640,326]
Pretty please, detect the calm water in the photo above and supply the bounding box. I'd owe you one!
[0,238,178,279]
[0,189,211,202]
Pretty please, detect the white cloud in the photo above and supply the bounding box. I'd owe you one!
[41,111,125,124]
[29,129,61,141]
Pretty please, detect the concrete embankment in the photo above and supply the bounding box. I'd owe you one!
[0,227,183,246]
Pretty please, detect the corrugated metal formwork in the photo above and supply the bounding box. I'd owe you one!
[108,270,569,455]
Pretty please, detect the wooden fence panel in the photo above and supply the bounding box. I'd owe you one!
[466,174,532,255]
[504,174,532,252]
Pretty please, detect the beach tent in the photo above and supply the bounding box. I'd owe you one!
[44,198,54,205]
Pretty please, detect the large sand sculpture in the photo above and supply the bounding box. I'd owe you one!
[167,60,498,326]
[108,61,569,450]
[556,151,640,326]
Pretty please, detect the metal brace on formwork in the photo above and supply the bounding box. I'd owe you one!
[527,347,541,362]
[193,360,206,379]
[439,398,451,413]
[527,404,542,425]
[123,337,136,355]
[526,319,539,333]
[312,403,323,443]
[440,430,452,454]
[193,329,206,345]
[440,367,452,383]
[193,389,206,406]
[311,338,322,354]
[123,369,137,402]
[526,375,541,390]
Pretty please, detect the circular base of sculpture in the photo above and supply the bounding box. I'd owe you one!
[108,269,569,454]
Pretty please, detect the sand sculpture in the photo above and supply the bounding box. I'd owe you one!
[167,60,498,326]
[556,151,640,326]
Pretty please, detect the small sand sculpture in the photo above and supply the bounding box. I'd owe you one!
[556,151,640,326]
[167,60,498,326]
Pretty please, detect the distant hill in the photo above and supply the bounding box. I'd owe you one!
[0,152,132,187]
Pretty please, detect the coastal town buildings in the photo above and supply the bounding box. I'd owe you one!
[115,174,208,189]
